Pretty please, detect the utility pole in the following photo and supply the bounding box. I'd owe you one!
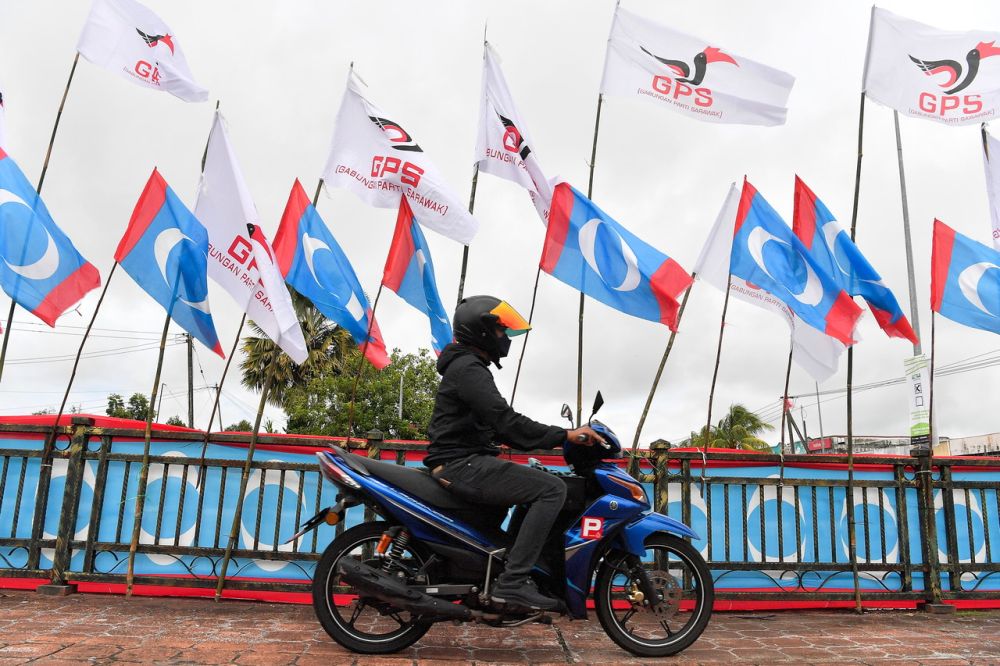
[186,334,194,428]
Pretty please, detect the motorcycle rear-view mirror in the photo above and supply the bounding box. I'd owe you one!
[560,403,574,426]
[589,391,604,423]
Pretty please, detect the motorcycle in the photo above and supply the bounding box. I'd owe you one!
[291,394,713,657]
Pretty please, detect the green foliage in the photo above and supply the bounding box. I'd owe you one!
[689,404,774,451]
[284,347,439,439]
[165,415,185,427]
[106,392,153,421]
[32,408,53,415]
[224,419,253,432]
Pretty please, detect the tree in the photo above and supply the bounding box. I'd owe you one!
[239,293,355,407]
[224,419,253,432]
[284,347,440,439]
[165,415,185,426]
[689,404,774,452]
[106,392,153,421]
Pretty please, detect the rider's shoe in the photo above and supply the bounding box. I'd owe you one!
[490,576,559,611]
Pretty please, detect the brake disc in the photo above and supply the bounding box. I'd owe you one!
[642,569,682,619]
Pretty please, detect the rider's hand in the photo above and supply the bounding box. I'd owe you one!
[567,426,605,447]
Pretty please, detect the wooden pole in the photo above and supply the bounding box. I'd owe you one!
[47,263,119,445]
[509,266,542,407]
[629,274,695,471]
[779,342,793,454]
[893,110,922,356]
[576,93,604,426]
[125,312,172,596]
[346,284,385,438]
[214,373,274,600]
[195,313,247,488]
[704,280,732,452]
[456,164,479,306]
[0,52,81,384]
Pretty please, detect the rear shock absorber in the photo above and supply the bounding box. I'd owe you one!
[378,527,410,574]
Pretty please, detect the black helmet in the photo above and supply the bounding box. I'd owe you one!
[453,295,531,367]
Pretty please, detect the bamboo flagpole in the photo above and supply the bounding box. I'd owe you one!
[456,27,487,306]
[779,343,793,453]
[704,280,732,451]
[509,265,541,407]
[0,53,81,384]
[628,274,694,476]
[214,372,274,600]
[195,313,246,488]
[125,312,172,596]
[346,284,385,438]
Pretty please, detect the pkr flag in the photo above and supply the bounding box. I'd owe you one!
[77,0,208,103]
[932,219,1000,335]
[322,73,478,245]
[983,127,1000,248]
[601,6,794,126]
[475,43,553,224]
[383,198,453,355]
[864,7,1000,126]
[695,183,847,383]
[115,169,223,356]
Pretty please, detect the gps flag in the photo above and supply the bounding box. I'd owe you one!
[115,169,223,356]
[475,43,553,224]
[77,0,208,103]
[383,198,452,355]
[272,180,389,369]
[0,148,101,327]
[793,176,918,344]
[729,179,862,346]
[983,127,1000,249]
[601,6,794,126]
[322,73,478,245]
[541,183,692,330]
[932,219,1000,335]
[247,224,308,365]
[864,7,1000,126]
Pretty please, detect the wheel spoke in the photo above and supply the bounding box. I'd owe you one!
[619,608,637,626]
[347,600,366,627]
[660,618,674,636]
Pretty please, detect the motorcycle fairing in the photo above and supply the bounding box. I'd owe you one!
[617,511,700,556]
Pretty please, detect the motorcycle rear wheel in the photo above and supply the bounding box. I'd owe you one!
[312,521,433,654]
[594,534,713,657]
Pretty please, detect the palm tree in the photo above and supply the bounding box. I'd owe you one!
[240,292,354,407]
[691,404,774,451]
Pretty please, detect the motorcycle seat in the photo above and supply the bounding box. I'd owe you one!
[332,447,480,512]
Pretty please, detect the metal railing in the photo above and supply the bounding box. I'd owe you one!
[1,418,998,605]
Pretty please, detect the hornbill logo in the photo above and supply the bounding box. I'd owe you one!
[909,41,1000,95]
[368,116,422,152]
[640,45,738,86]
[497,113,531,160]
[136,28,175,55]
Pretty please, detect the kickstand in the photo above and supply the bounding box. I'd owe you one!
[480,547,506,603]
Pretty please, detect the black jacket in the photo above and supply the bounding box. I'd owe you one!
[424,343,567,468]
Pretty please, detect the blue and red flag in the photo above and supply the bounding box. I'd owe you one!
[0,147,100,326]
[382,198,452,355]
[729,178,862,345]
[272,179,389,369]
[114,169,223,357]
[793,176,918,344]
[540,183,692,330]
[932,219,1000,335]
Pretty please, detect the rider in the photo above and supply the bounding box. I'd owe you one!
[425,295,604,611]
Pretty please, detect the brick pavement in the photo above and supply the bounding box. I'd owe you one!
[1,589,999,664]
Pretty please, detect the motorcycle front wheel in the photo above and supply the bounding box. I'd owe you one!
[312,521,433,654]
[594,533,713,657]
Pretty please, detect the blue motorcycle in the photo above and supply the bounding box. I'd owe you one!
[296,395,713,657]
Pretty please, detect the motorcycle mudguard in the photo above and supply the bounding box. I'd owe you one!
[617,511,700,556]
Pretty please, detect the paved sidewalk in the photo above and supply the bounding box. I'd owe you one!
[1,590,999,664]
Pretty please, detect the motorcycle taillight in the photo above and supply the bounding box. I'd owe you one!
[316,452,361,489]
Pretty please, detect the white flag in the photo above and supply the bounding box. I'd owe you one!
[695,183,845,382]
[983,127,1000,248]
[248,225,309,365]
[195,111,306,364]
[322,74,479,245]
[475,43,553,224]
[77,0,208,103]
[0,82,7,149]
[864,7,1000,127]
[601,7,794,126]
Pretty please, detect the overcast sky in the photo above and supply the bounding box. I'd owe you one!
[2,0,1000,447]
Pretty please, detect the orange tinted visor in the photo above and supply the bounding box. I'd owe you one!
[490,301,531,337]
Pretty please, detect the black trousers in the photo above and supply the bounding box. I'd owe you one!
[434,455,566,580]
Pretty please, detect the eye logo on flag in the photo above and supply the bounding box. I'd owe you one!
[0,149,101,327]
[910,41,1000,95]
[640,45,738,86]
[368,116,422,152]
[115,168,223,356]
[273,179,390,369]
[932,219,1000,335]
[729,179,862,345]
[541,183,692,330]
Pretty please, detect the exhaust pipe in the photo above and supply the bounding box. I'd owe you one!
[336,558,472,622]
